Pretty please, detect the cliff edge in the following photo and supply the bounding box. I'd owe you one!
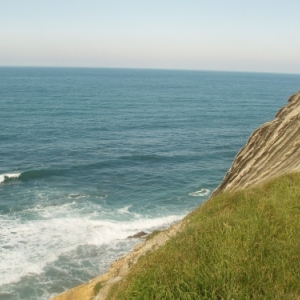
[213,90,300,195]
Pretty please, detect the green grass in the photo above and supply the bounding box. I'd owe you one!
[108,173,300,299]
[93,282,103,296]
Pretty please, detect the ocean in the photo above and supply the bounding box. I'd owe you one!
[0,67,299,299]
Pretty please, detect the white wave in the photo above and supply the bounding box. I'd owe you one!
[0,172,21,184]
[117,205,132,214]
[66,193,106,200]
[67,193,89,199]
[116,205,142,219]
[0,204,184,287]
[189,188,210,197]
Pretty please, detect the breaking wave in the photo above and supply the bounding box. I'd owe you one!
[0,173,21,184]
[189,188,210,197]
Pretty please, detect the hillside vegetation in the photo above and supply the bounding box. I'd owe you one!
[108,173,300,299]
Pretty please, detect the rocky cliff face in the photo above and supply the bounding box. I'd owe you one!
[213,90,300,195]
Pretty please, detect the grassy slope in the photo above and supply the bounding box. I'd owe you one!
[108,173,300,300]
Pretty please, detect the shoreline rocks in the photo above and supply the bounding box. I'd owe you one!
[127,231,147,239]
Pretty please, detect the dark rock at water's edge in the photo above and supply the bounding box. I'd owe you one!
[127,231,147,239]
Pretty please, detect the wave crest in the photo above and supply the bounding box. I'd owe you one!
[189,188,210,197]
[0,173,21,184]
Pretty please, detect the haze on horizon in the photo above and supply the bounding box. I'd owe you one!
[1,0,300,74]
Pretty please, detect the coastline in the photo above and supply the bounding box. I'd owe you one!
[52,90,300,300]
[52,221,185,300]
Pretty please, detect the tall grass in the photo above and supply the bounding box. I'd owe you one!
[108,173,300,299]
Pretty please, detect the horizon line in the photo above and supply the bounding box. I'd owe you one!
[1,65,300,76]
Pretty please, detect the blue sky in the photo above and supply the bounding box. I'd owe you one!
[1,0,300,73]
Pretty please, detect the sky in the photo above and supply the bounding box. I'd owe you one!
[1,0,300,73]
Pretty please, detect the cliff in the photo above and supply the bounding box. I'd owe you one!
[213,90,300,195]
[52,90,300,300]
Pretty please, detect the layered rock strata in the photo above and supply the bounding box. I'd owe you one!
[213,90,300,195]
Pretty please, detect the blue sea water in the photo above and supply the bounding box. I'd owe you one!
[0,67,299,299]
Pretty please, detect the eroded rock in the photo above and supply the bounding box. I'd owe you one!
[213,90,300,195]
[127,231,147,238]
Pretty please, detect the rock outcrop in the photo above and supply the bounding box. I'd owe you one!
[127,231,147,238]
[213,90,300,195]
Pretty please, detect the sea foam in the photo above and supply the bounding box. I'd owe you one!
[0,173,21,184]
[0,200,184,287]
[189,188,210,197]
